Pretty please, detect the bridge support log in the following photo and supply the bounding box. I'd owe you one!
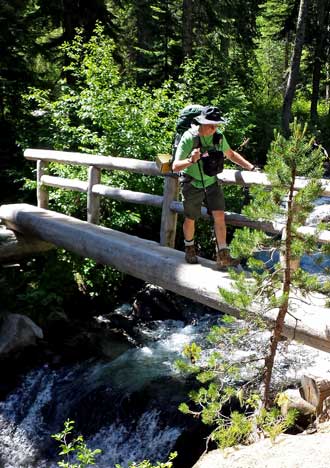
[1,203,330,353]
[160,176,179,247]
[87,166,101,224]
[300,375,330,414]
[37,160,49,209]
[0,226,53,262]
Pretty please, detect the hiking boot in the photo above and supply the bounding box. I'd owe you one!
[185,245,198,264]
[216,248,240,270]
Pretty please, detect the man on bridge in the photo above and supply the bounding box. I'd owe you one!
[172,105,256,270]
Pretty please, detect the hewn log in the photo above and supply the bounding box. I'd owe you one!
[41,175,88,192]
[26,149,330,195]
[34,175,330,243]
[279,388,316,417]
[300,375,330,414]
[40,177,164,207]
[0,227,53,262]
[93,184,164,207]
[160,176,179,247]
[1,203,330,353]
[25,149,160,176]
[37,160,49,208]
[170,201,330,243]
[294,226,330,244]
[87,166,101,224]
[218,169,330,197]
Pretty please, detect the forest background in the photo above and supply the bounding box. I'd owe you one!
[1,0,330,324]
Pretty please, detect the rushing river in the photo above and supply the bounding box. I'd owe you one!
[0,198,329,468]
[1,307,330,468]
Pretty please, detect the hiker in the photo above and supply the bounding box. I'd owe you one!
[172,105,256,269]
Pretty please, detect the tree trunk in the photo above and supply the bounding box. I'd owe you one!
[282,0,308,137]
[310,0,328,123]
[182,0,193,57]
[262,169,296,408]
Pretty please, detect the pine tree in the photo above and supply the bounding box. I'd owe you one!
[223,119,329,407]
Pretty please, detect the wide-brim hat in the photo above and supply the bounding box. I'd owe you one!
[195,106,227,125]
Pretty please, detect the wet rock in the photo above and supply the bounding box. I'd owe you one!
[0,313,43,356]
[132,284,184,322]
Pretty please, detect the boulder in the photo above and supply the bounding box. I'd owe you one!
[192,423,330,468]
[0,313,43,356]
[132,284,183,322]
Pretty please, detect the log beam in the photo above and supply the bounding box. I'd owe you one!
[1,203,330,353]
[41,175,88,192]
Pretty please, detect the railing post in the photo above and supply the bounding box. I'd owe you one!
[37,160,49,209]
[87,166,101,224]
[160,175,179,247]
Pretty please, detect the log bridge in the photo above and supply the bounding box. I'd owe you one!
[1,149,330,352]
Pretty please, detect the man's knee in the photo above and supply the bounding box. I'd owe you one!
[212,210,225,223]
[184,217,195,226]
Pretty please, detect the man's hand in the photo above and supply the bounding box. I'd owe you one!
[189,148,201,164]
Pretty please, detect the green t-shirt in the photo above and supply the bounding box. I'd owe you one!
[174,127,230,188]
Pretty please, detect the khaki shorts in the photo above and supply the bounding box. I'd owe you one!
[181,180,225,220]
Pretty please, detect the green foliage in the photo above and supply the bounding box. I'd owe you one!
[0,252,76,324]
[53,420,176,468]
[256,406,298,443]
[176,320,297,449]
[212,411,252,449]
[0,249,124,327]
[61,252,123,300]
[52,419,102,468]
[118,452,176,468]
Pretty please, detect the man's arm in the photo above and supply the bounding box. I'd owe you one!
[172,132,201,172]
[172,148,201,172]
[224,148,255,171]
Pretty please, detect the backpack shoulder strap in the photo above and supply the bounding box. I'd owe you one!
[212,131,222,146]
[192,135,201,149]
[187,128,201,149]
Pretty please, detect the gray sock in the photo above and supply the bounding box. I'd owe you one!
[184,239,194,247]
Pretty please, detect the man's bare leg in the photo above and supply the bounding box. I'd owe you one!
[212,210,239,268]
[183,217,198,264]
[212,210,227,248]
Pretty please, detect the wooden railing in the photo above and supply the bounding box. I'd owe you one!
[24,149,330,247]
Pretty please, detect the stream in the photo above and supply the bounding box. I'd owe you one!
[0,198,329,468]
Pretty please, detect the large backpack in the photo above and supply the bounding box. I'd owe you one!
[171,104,205,160]
[156,104,224,174]
[172,104,224,177]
